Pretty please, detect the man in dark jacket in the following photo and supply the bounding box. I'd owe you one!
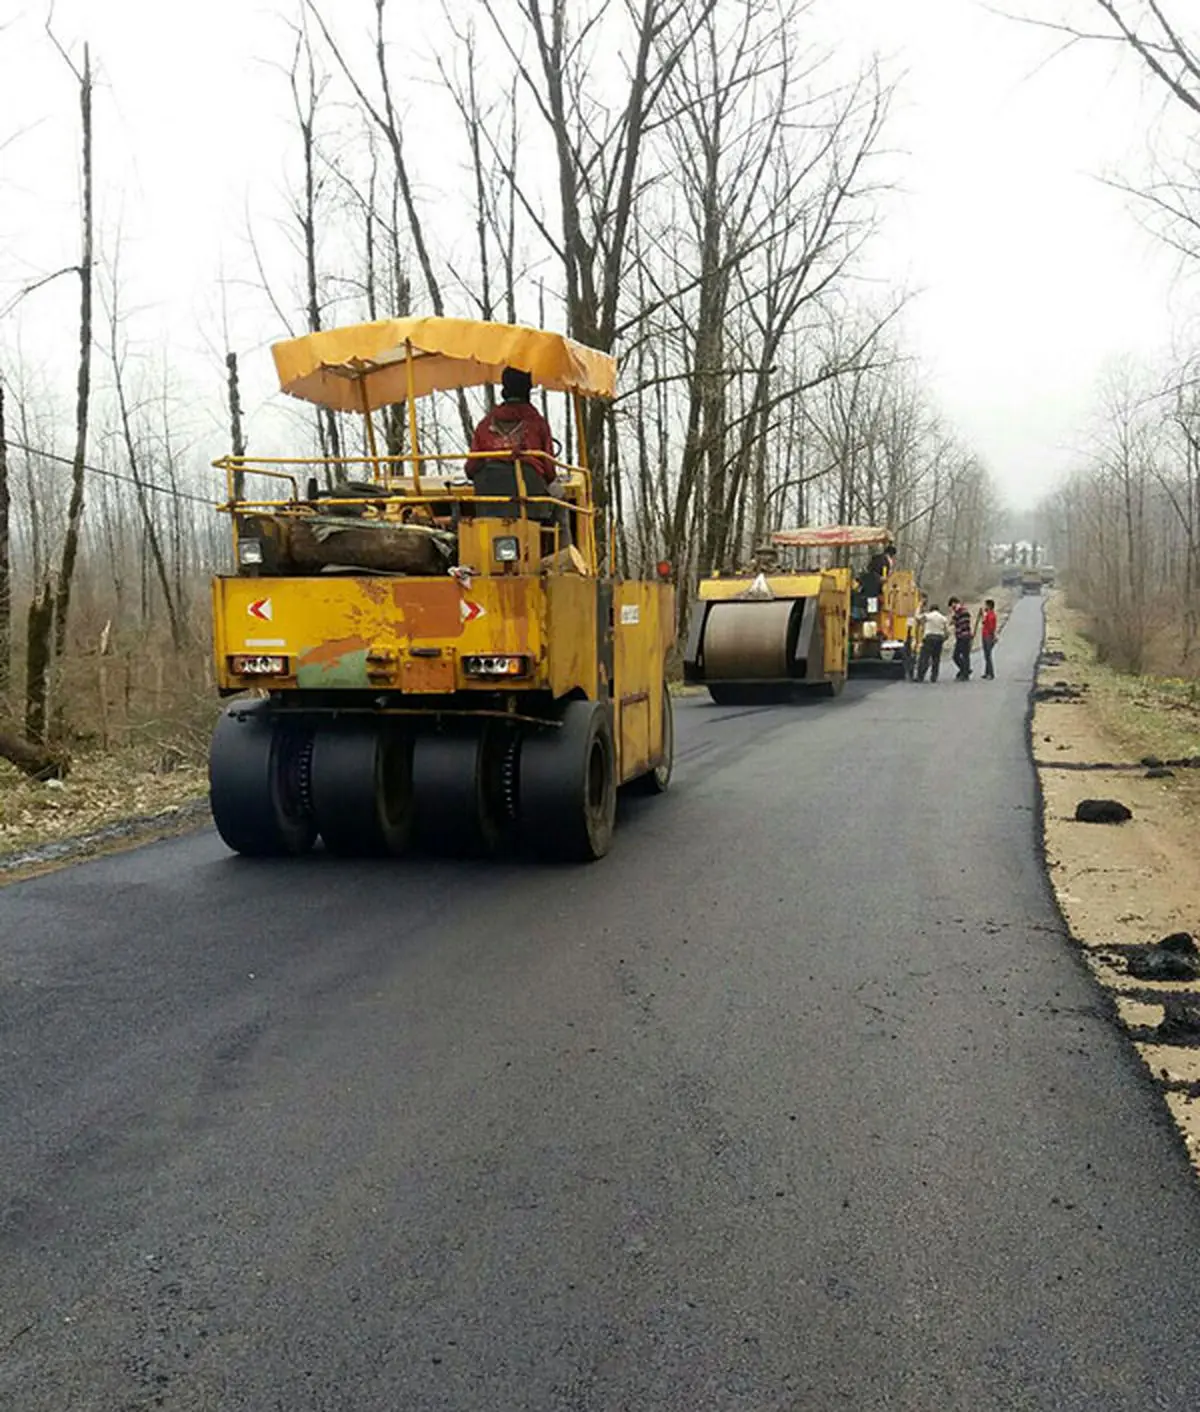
[858,541,896,600]
[469,367,556,484]
[948,596,973,680]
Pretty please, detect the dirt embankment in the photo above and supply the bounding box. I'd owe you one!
[1035,595,1200,1168]
[0,748,207,884]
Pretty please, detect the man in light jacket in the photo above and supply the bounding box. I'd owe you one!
[916,603,949,682]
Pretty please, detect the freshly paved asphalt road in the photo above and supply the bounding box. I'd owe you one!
[4,596,1200,1411]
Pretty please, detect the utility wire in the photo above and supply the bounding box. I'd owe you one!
[0,437,221,508]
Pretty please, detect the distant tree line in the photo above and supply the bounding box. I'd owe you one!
[0,1,1000,770]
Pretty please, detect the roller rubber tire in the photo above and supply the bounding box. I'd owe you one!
[209,704,316,857]
[627,685,674,795]
[310,723,413,857]
[520,699,617,861]
[411,727,511,857]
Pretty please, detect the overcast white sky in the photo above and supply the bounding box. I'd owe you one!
[0,0,1189,510]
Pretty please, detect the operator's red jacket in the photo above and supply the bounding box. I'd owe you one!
[469,401,557,484]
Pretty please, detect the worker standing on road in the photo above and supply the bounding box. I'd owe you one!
[915,603,949,682]
[975,598,998,679]
[948,597,973,680]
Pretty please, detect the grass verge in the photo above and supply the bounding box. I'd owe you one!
[1044,599,1200,769]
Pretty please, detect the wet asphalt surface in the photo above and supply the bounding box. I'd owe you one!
[4,596,1200,1411]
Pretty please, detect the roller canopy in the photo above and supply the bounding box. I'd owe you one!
[771,525,892,549]
[272,316,617,412]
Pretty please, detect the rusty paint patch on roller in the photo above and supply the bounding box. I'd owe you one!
[392,581,461,638]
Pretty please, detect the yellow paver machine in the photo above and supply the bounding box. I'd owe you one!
[207,316,674,861]
[683,525,923,705]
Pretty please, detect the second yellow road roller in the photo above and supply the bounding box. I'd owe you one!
[683,525,923,704]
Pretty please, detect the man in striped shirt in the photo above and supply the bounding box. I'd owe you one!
[948,596,973,680]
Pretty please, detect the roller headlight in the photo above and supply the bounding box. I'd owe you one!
[229,654,288,676]
[463,654,531,678]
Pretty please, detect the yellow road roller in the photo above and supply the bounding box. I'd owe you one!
[683,525,922,704]
[207,316,674,861]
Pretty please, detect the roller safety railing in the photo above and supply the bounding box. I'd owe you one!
[213,449,599,575]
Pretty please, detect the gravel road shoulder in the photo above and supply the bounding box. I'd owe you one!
[1035,593,1200,1168]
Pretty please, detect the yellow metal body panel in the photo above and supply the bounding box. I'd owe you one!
[698,572,824,602]
[692,569,849,685]
[613,581,675,782]
[213,574,673,748]
[456,517,546,574]
[819,575,850,677]
[545,575,600,701]
[213,574,549,693]
[850,566,923,660]
[883,569,922,650]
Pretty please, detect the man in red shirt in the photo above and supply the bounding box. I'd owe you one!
[976,597,998,679]
[468,367,557,485]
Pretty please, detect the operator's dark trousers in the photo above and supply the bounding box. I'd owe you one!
[952,637,972,679]
[917,633,945,682]
[982,635,995,679]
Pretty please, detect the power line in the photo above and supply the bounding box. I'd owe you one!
[0,437,220,508]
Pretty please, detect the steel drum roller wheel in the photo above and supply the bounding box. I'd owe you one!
[411,727,512,856]
[627,684,674,795]
[708,683,790,706]
[209,704,317,857]
[707,684,756,706]
[310,723,414,857]
[520,699,617,861]
[701,599,798,681]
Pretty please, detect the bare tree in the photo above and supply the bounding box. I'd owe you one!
[286,14,341,461]
[38,30,95,741]
[1011,4,1200,256]
[481,0,720,521]
[308,0,472,442]
[103,266,185,650]
[0,380,10,703]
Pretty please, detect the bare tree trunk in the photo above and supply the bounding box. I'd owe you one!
[226,350,247,500]
[0,721,67,780]
[25,579,54,744]
[17,397,45,585]
[40,40,93,742]
[0,382,10,703]
[108,297,184,652]
[289,22,341,466]
[309,0,472,443]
